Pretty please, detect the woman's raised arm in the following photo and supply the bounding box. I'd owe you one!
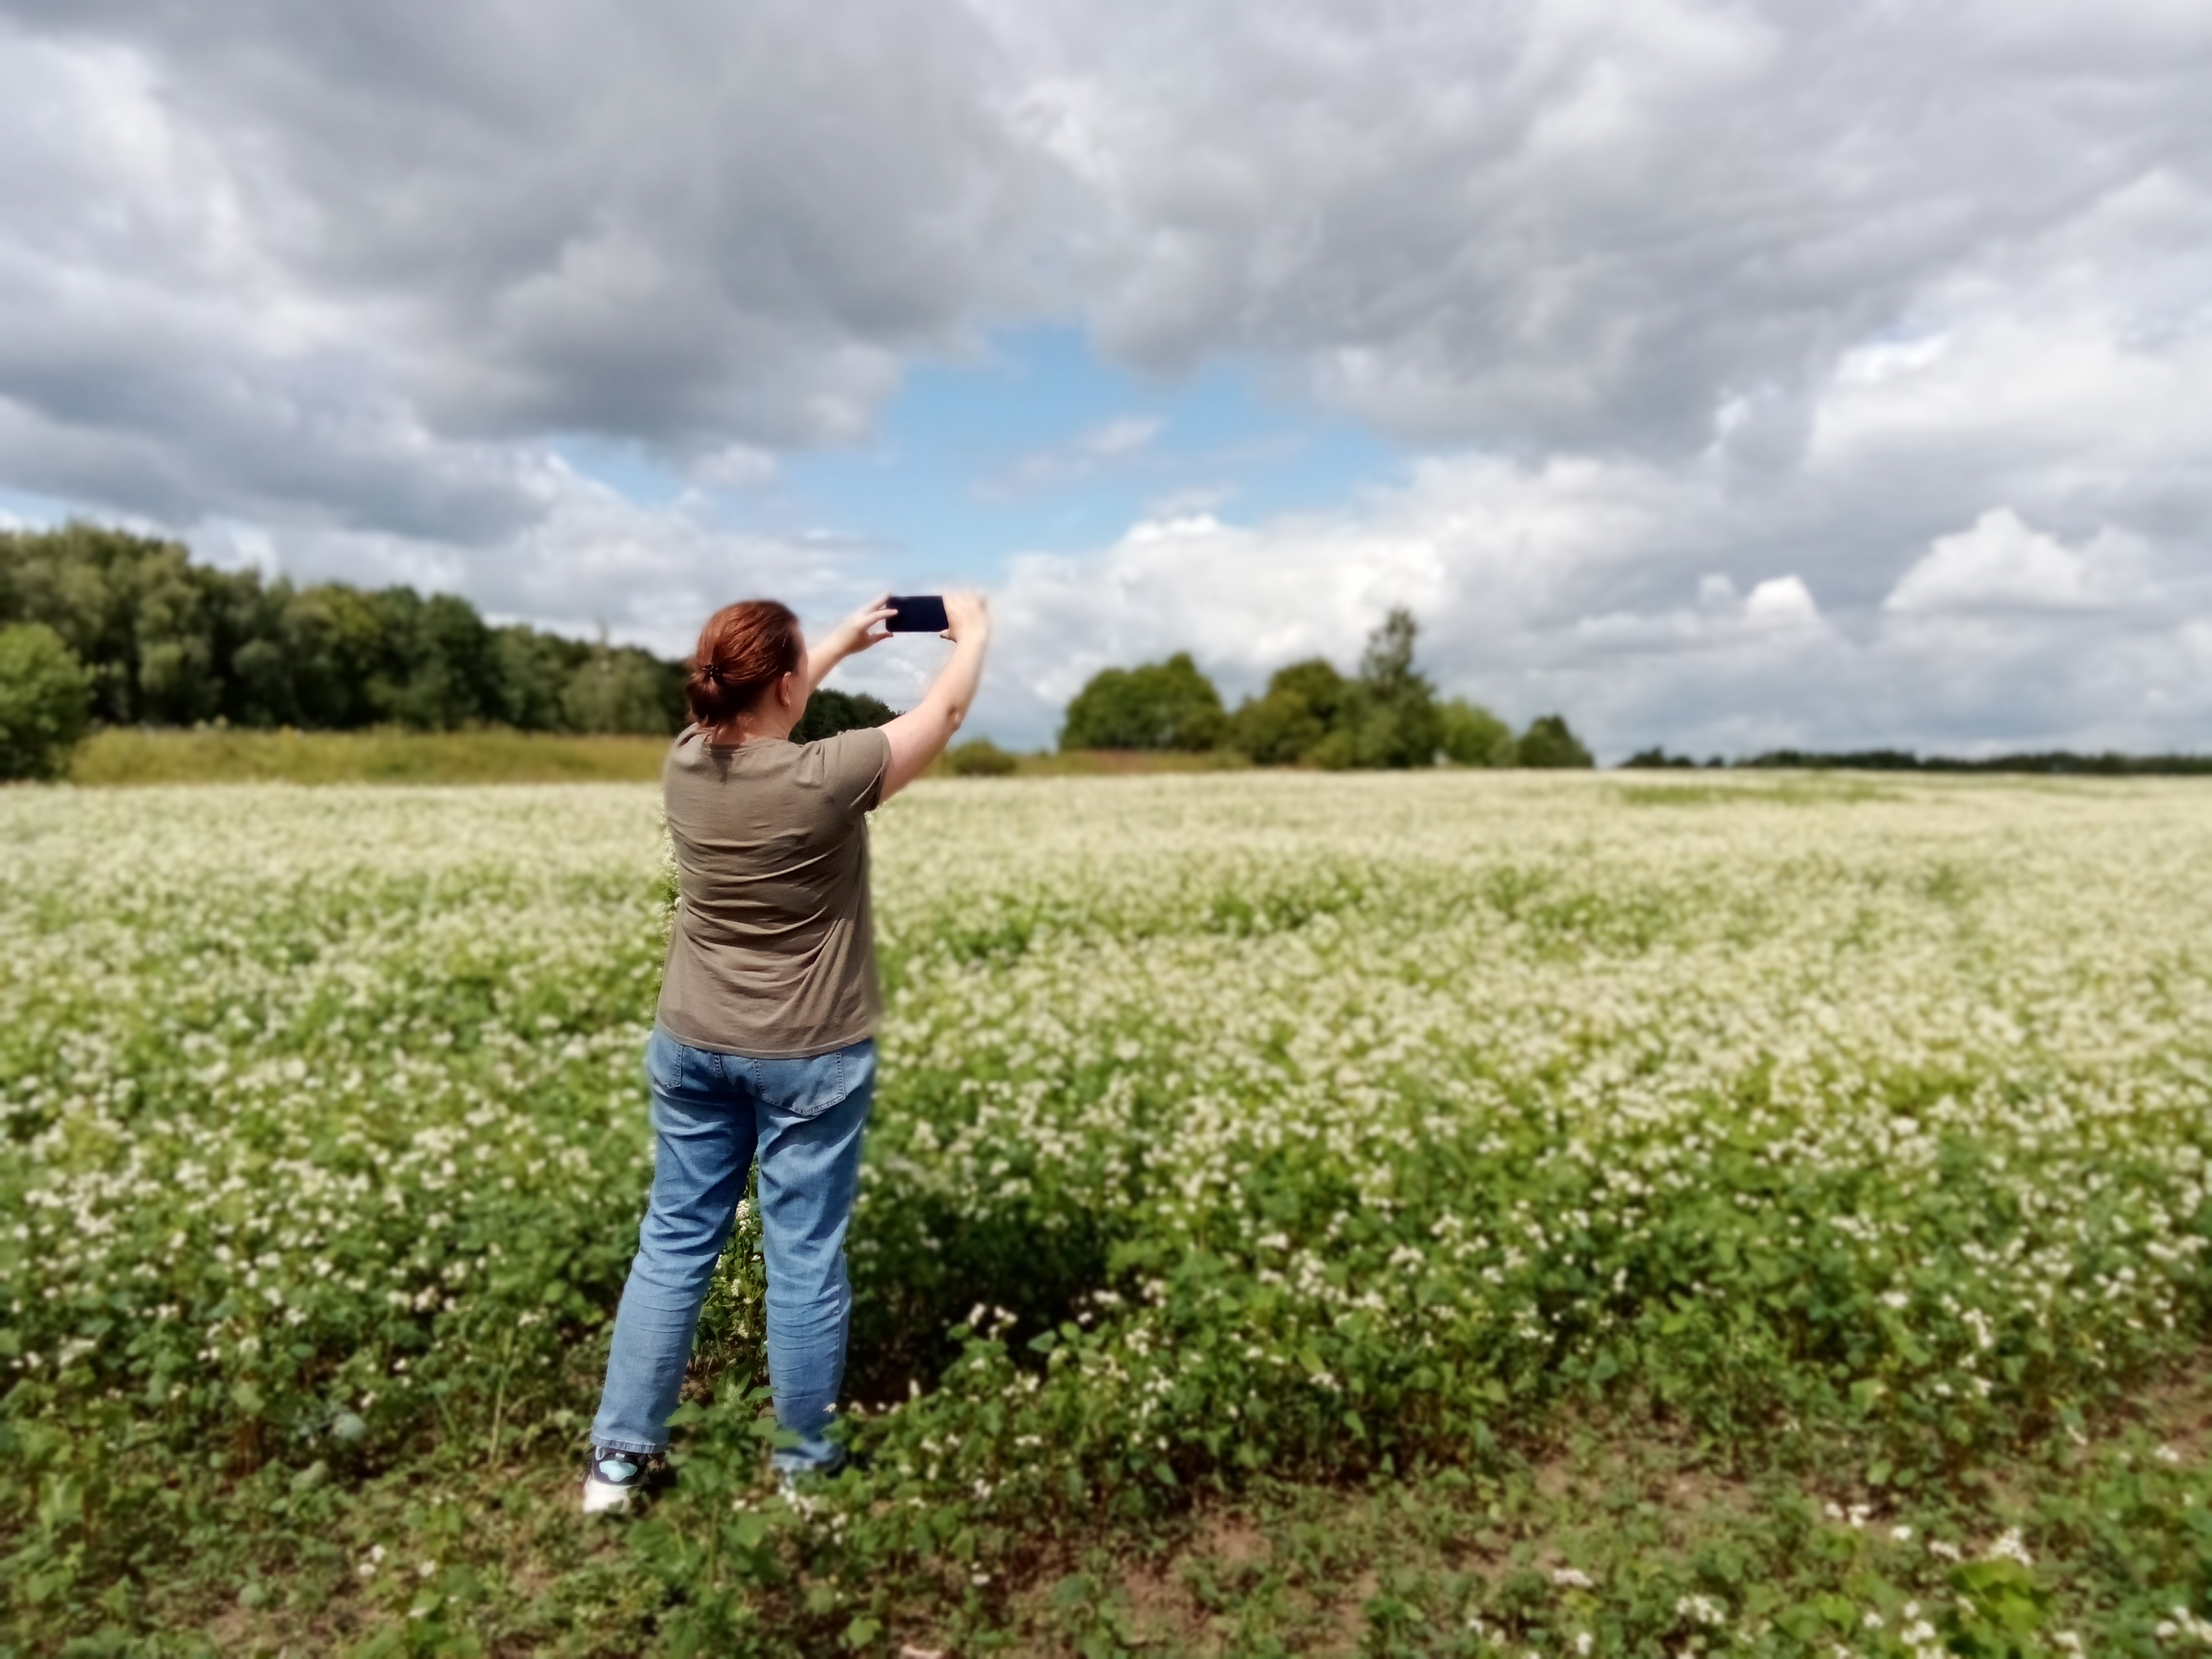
[880,592,990,800]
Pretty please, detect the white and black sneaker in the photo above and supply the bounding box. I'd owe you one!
[581,1446,647,1515]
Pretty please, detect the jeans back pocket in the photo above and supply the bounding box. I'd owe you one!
[760,1040,876,1120]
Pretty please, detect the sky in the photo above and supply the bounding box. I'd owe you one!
[0,0,2207,758]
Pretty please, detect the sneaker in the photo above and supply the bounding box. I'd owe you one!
[581,1446,646,1515]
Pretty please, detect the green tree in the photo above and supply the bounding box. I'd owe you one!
[1515,713,1594,769]
[343,589,498,730]
[1324,607,1441,769]
[1059,653,1226,752]
[794,687,896,743]
[562,644,678,735]
[0,622,92,780]
[0,520,811,739]
[1228,658,1346,764]
[491,624,586,731]
[1438,697,1514,766]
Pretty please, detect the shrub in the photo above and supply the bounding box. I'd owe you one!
[0,621,92,781]
[943,737,1019,777]
[1515,713,1594,769]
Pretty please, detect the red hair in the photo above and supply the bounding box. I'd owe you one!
[686,599,803,726]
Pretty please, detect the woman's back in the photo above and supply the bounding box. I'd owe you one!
[655,724,890,1060]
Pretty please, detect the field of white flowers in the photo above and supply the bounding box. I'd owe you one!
[5,772,2212,1655]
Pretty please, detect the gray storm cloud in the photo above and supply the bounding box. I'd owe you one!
[0,0,2207,752]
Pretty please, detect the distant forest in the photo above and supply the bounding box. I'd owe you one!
[6,524,2200,777]
[1626,746,2212,777]
[0,523,891,740]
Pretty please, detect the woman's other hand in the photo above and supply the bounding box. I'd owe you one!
[882,590,994,800]
[940,590,989,644]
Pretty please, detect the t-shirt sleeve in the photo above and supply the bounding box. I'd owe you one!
[824,726,892,815]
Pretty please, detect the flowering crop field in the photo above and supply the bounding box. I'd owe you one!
[5,774,2212,1656]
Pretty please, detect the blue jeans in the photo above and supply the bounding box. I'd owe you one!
[590,1027,876,1474]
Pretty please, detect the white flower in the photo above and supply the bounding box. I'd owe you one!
[1984,1528,2032,1567]
[1675,1593,1726,1626]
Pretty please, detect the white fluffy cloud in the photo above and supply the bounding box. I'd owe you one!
[1,0,2209,753]
[1885,511,2145,616]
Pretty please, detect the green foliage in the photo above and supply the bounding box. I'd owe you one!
[0,521,683,735]
[0,622,92,781]
[1228,609,1452,769]
[1059,652,1226,752]
[1439,697,1515,766]
[1338,606,1443,768]
[562,641,681,735]
[793,687,896,744]
[3,777,2212,1649]
[942,737,1020,777]
[1227,659,1343,764]
[1516,712,1595,769]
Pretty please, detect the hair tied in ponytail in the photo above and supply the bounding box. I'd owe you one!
[684,600,803,727]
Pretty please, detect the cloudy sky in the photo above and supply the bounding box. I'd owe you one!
[1,0,2207,756]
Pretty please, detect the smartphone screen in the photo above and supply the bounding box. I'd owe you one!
[886,594,950,634]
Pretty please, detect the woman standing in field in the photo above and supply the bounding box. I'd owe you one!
[582,592,990,1513]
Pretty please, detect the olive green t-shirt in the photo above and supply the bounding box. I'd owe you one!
[654,724,891,1059]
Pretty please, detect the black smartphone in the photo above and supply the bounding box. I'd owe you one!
[885,594,949,634]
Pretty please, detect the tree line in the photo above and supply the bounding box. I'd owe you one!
[0,523,891,779]
[1059,608,1593,769]
[1627,745,2212,776]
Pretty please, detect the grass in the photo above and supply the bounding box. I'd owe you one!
[68,725,674,785]
[59,728,1266,787]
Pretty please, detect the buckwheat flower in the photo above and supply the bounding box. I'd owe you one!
[1984,1529,2032,1566]
[1676,1593,1725,1626]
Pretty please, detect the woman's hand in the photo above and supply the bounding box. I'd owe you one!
[940,590,990,644]
[829,596,897,660]
[802,596,896,702]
